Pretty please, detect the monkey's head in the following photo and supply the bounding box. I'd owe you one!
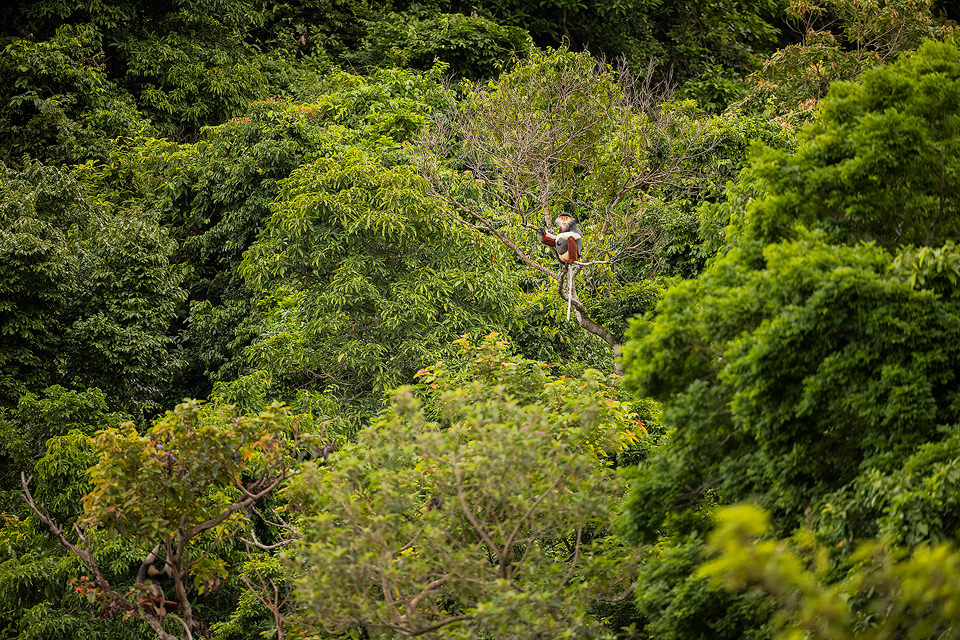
[557,214,576,232]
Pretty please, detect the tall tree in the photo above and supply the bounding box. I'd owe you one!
[290,335,641,639]
[618,37,960,639]
[417,50,737,371]
[22,400,309,640]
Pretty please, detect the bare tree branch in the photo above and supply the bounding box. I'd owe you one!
[415,52,722,371]
[380,614,473,637]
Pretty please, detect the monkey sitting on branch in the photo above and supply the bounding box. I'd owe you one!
[539,213,583,321]
[539,213,582,264]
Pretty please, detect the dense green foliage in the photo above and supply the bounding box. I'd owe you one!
[738,39,960,250]
[2,1,959,639]
[291,336,641,638]
[621,37,960,638]
[0,162,184,413]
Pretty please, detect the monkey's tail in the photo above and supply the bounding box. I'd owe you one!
[566,267,573,322]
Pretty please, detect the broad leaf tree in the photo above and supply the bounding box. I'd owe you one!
[239,143,520,408]
[22,400,312,640]
[743,0,941,120]
[289,335,643,638]
[0,161,185,414]
[618,37,960,639]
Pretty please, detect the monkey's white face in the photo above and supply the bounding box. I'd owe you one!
[558,217,572,231]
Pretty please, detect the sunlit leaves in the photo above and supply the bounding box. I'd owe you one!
[289,335,641,639]
[83,400,299,541]
[700,503,960,640]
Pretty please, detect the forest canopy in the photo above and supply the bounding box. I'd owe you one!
[1,1,960,639]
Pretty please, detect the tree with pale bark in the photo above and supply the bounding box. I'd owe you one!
[416,49,725,372]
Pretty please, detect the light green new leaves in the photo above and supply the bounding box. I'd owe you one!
[83,400,299,542]
[288,336,641,639]
[700,503,960,640]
